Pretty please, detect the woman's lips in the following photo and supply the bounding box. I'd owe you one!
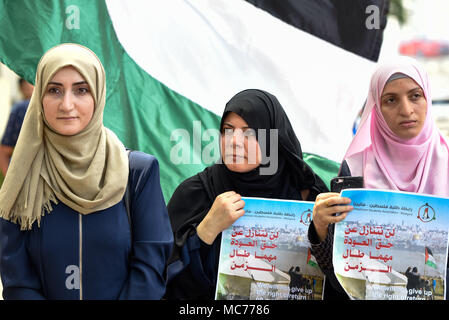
[399,120,417,128]
[225,154,246,162]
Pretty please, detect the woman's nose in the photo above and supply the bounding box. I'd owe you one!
[60,92,75,112]
[232,129,245,148]
[399,98,414,116]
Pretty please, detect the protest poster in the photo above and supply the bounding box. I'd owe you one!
[215,197,325,300]
[333,189,449,300]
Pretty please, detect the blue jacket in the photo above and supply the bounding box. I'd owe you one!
[0,151,173,300]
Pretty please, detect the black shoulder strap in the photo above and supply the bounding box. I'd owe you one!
[124,149,132,232]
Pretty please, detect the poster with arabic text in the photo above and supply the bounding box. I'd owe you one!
[334,189,449,300]
[215,197,325,300]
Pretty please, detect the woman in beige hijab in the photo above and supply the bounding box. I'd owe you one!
[0,43,173,300]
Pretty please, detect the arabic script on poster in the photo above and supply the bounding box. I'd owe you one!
[333,189,449,300]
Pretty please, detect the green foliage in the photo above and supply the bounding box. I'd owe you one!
[388,0,407,25]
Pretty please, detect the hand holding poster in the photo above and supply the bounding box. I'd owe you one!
[333,189,449,300]
[215,197,325,300]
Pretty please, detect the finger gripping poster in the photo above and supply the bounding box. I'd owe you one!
[215,197,325,300]
[333,189,449,300]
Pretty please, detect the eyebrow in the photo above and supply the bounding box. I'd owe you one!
[381,86,422,98]
[47,81,88,86]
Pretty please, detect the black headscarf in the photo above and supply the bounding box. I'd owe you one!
[212,89,328,198]
[165,89,328,299]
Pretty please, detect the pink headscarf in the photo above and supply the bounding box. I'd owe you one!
[343,57,449,197]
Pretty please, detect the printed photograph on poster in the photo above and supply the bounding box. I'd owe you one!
[215,197,325,300]
[333,189,449,300]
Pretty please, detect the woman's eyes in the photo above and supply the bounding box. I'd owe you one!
[382,96,395,105]
[382,92,423,105]
[75,87,89,95]
[244,129,256,136]
[47,87,61,95]
[222,127,256,137]
[223,128,255,133]
[410,92,423,100]
[46,86,89,95]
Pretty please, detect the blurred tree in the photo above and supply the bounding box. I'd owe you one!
[388,0,407,25]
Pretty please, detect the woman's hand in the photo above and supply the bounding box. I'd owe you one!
[312,192,353,242]
[196,191,245,244]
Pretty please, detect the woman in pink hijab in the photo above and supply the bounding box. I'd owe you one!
[308,57,449,299]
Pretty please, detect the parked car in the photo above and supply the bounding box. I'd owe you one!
[399,39,449,57]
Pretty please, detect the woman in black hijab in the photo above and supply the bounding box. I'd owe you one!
[165,89,328,299]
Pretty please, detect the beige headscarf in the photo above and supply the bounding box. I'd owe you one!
[0,43,129,230]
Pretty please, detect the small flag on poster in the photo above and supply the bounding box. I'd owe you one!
[425,247,437,269]
[307,248,318,268]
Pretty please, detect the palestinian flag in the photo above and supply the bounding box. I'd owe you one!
[425,247,437,269]
[0,0,389,201]
[307,248,318,268]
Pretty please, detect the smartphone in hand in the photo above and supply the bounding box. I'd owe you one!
[330,176,364,193]
[329,176,363,216]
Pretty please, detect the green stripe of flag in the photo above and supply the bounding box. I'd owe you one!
[0,0,338,200]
